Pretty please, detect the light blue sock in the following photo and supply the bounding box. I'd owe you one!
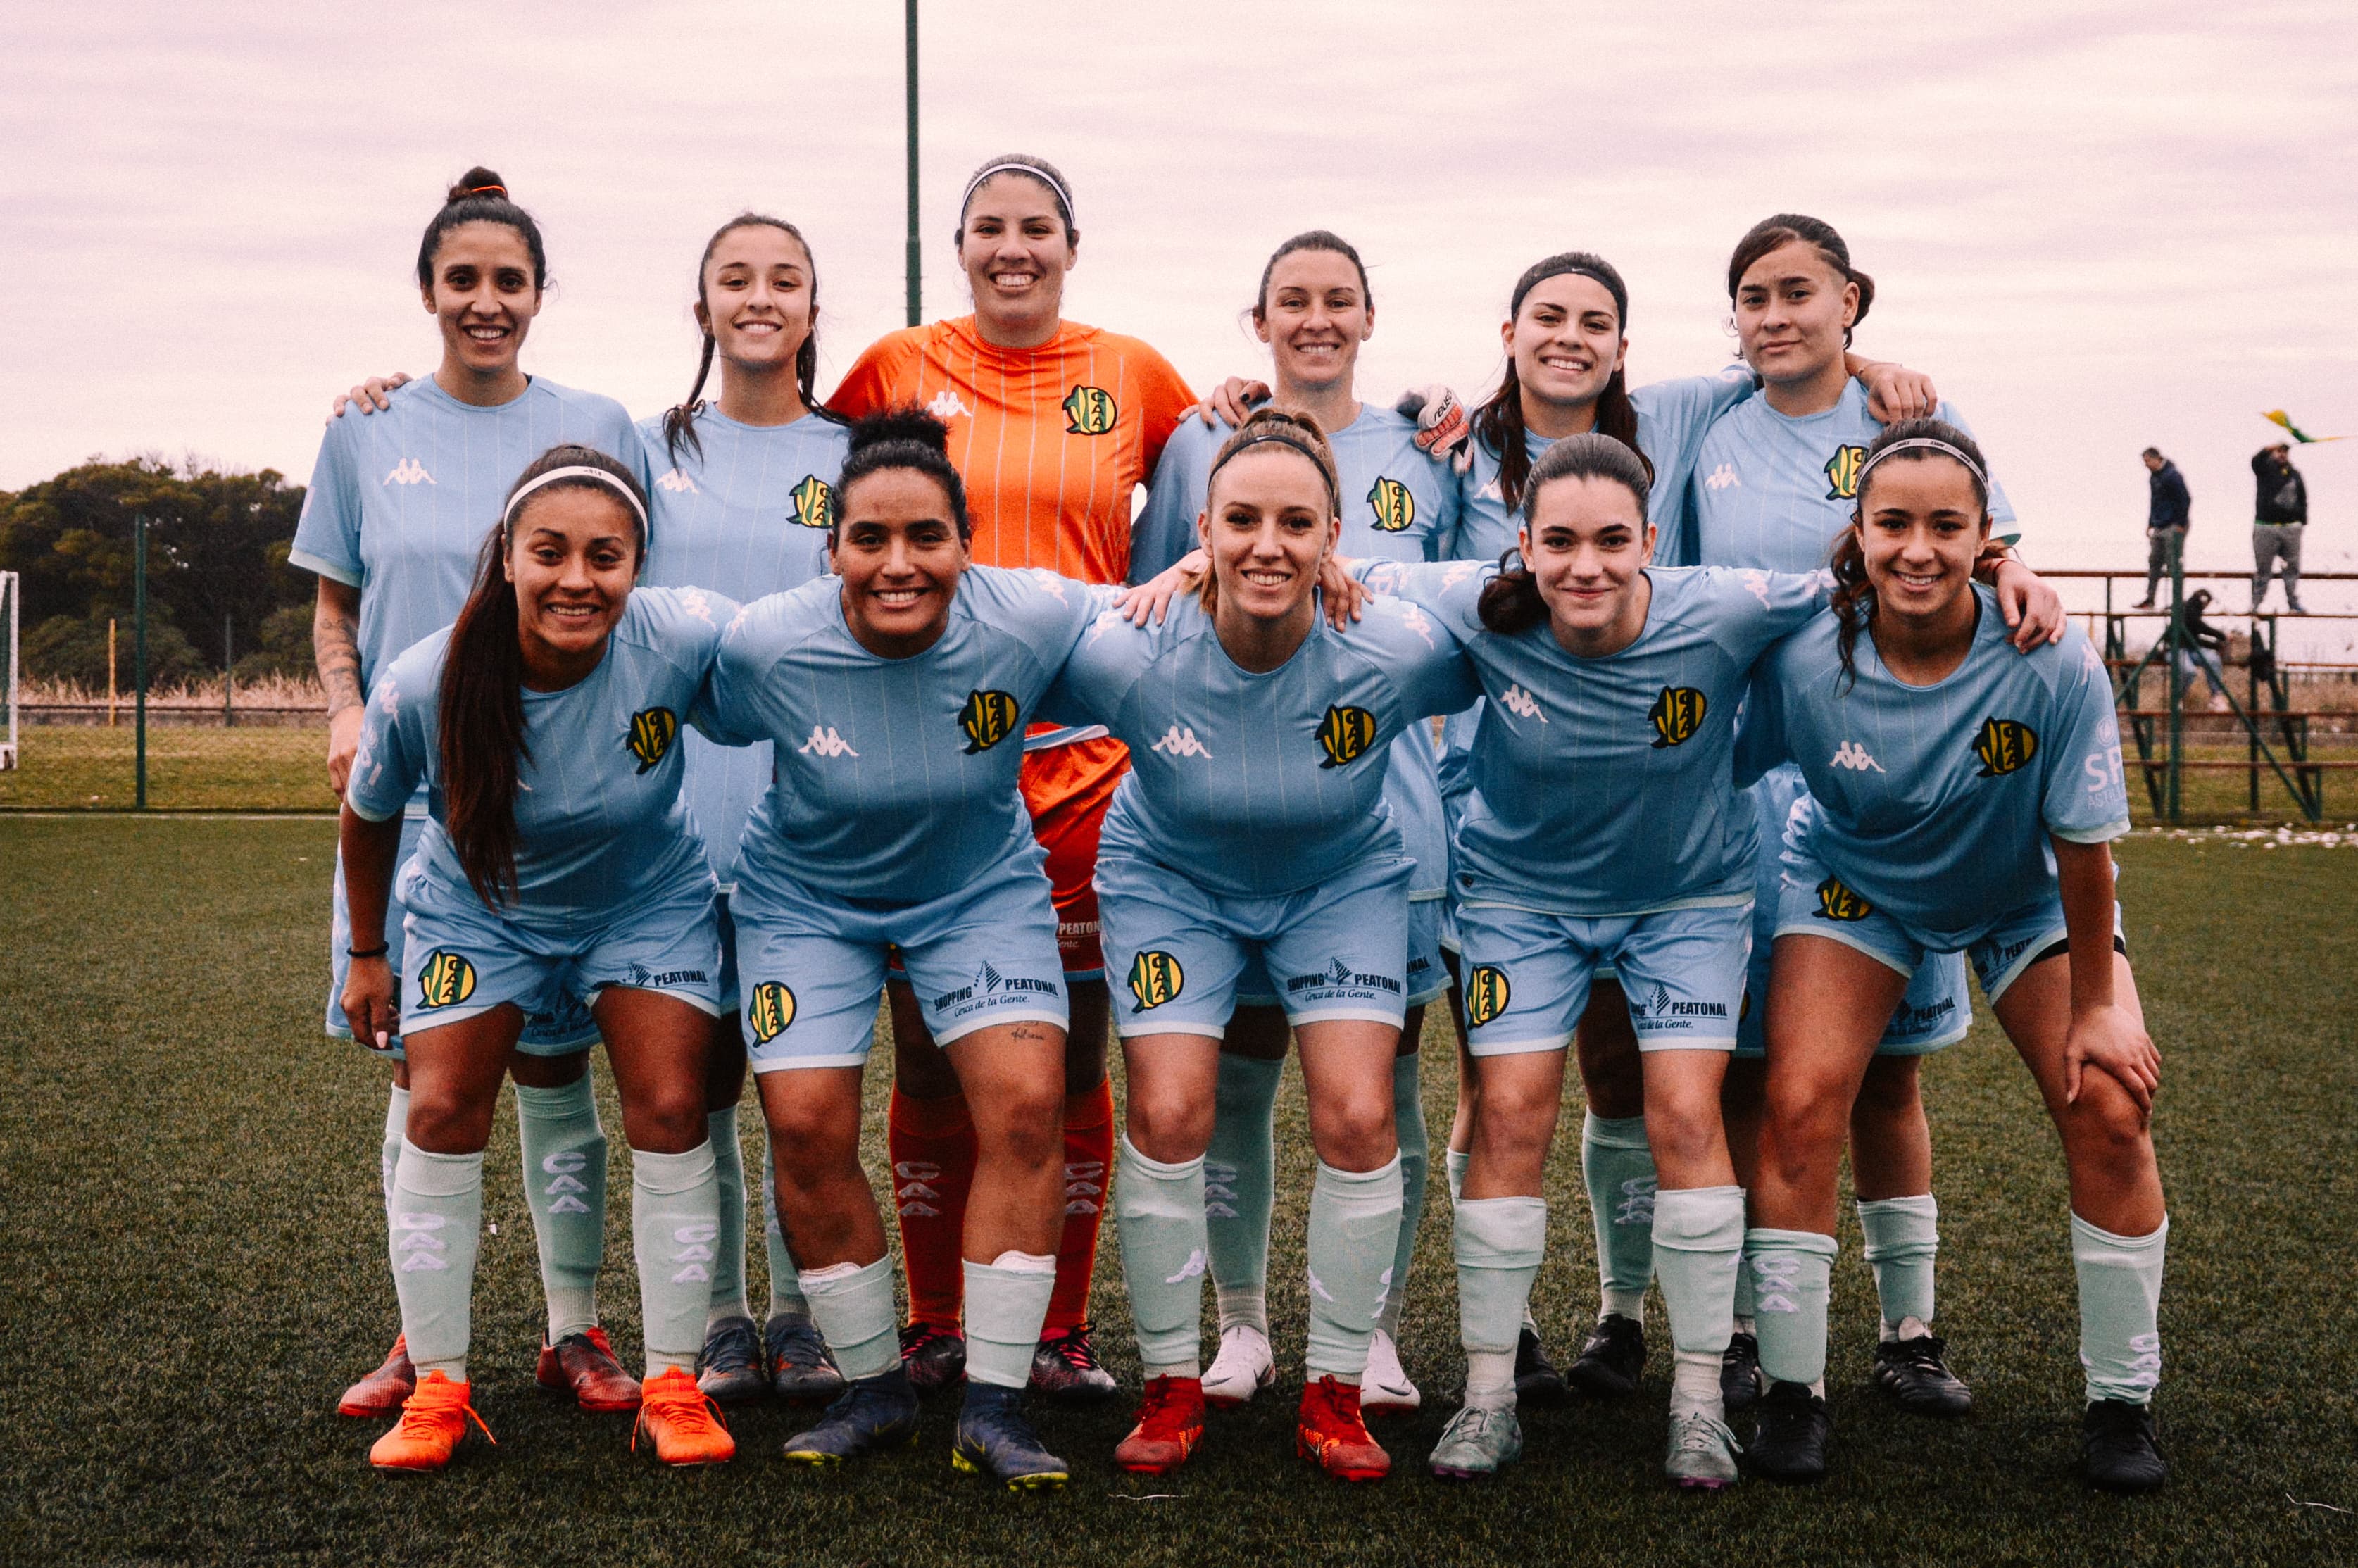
[1305,1157,1403,1381]
[1205,1053,1282,1334]
[514,1077,606,1341]
[1455,1196,1546,1409]
[390,1140,484,1382]
[1654,1186,1744,1415]
[760,1123,810,1320]
[1583,1113,1656,1319]
[963,1253,1058,1388]
[2071,1212,2168,1405]
[1747,1227,1838,1391]
[1857,1194,1939,1334]
[1378,1052,1429,1338]
[800,1256,899,1381]
[631,1141,720,1376]
[705,1107,750,1327]
[1117,1137,1210,1377]
[1444,1146,1470,1203]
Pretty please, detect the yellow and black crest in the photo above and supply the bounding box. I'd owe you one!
[1648,686,1708,748]
[1822,444,1868,501]
[958,689,1022,754]
[1365,476,1417,533]
[1125,951,1185,1013]
[1972,717,2038,777]
[1315,704,1379,769]
[1062,384,1118,435]
[1464,965,1512,1028]
[1814,877,1873,922]
[790,473,834,530]
[746,981,796,1044]
[626,707,679,774]
[417,950,477,1010]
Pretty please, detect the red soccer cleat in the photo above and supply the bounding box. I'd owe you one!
[1114,1375,1206,1475]
[368,1371,494,1472]
[339,1333,416,1418]
[536,1326,643,1412]
[1296,1374,1391,1482]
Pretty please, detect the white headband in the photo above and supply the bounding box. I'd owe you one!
[1855,437,1988,498]
[960,161,1074,229]
[501,465,649,541]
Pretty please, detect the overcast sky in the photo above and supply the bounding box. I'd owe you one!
[6,2,2352,632]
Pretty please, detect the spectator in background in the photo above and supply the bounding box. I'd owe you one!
[2132,447,2189,610]
[2251,442,2309,614]
[2175,588,2231,701]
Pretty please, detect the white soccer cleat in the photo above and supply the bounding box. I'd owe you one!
[1202,1324,1275,1410]
[1359,1329,1422,1415]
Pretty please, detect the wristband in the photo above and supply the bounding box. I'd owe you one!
[348,943,390,960]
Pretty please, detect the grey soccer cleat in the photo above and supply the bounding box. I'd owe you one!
[1428,1403,1524,1481]
[1664,1408,1743,1491]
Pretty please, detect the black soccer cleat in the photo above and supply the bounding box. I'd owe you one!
[1028,1322,1119,1404]
[1566,1313,1646,1399]
[765,1312,846,1404]
[2080,1399,2166,1494]
[1514,1324,1569,1405]
[1872,1334,1972,1417]
[899,1320,967,1393]
[952,1384,1070,1490]
[696,1314,768,1405]
[1748,1381,1833,1484]
[781,1370,922,1467]
[1722,1331,1764,1415]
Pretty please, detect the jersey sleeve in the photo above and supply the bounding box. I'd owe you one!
[1131,420,1215,583]
[345,653,429,822]
[825,332,915,420]
[1931,399,2020,544]
[1129,344,1198,486]
[694,600,777,748]
[2043,633,2131,843]
[1352,556,1488,609]
[1733,656,1795,789]
[289,416,364,585]
[1718,567,1834,662]
[1034,607,1147,729]
[1376,610,1482,720]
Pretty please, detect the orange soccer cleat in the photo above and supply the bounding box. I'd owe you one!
[368,1371,494,1472]
[1295,1375,1391,1483]
[339,1333,416,1417]
[633,1367,737,1466]
[1114,1375,1205,1475]
[537,1326,643,1412]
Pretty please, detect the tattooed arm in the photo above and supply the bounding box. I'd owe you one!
[315,577,365,796]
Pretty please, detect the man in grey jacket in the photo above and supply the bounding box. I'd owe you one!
[2133,448,2190,610]
[2252,442,2308,613]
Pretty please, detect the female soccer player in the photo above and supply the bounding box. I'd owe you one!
[294,169,645,1423]
[1738,421,2165,1493]
[341,446,736,1470]
[827,155,1197,1400]
[639,213,851,1407]
[1048,406,1474,1481]
[1130,232,1462,1415]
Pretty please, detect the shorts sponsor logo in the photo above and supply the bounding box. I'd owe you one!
[934,960,1058,1011]
[416,949,477,1009]
[1973,717,2039,777]
[1126,950,1185,1012]
[1463,965,1512,1027]
[1822,443,1868,501]
[958,689,1022,753]
[383,458,435,487]
[655,468,698,494]
[1315,703,1379,768]
[1366,475,1417,533]
[1284,956,1403,998]
[1062,384,1118,435]
[1893,996,1957,1032]
[1150,725,1212,758]
[1814,876,1873,922]
[626,963,708,989]
[1831,739,1885,772]
[1500,684,1547,722]
[1648,686,1708,748]
[790,473,834,529]
[746,981,796,1043]
[926,389,972,421]
[798,725,858,758]
[626,706,679,774]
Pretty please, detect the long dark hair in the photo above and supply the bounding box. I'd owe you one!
[1829,418,1992,689]
[415,165,548,292]
[440,444,649,905]
[1726,213,1874,349]
[1470,253,1642,513]
[834,409,972,544]
[1476,434,1654,635]
[660,213,841,467]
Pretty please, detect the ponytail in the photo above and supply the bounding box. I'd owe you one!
[1828,527,1873,694]
[661,212,838,468]
[439,525,529,906]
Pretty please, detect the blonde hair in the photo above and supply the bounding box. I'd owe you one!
[1199,406,1340,613]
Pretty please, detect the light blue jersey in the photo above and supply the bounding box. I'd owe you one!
[1042,592,1478,898]
[1362,560,1829,916]
[1452,368,1759,565]
[346,587,731,932]
[1747,587,2130,948]
[702,565,1112,908]
[291,375,646,694]
[639,407,851,889]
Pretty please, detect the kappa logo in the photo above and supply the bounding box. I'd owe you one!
[416,950,477,1009]
[1741,568,1775,609]
[1823,444,1869,501]
[1062,384,1118,435]
[790,473,834,529]
[1464,965,1512,1027]
[958,689,1022,753]
[668,1219,717,1285]
[1648,686,1708,748]
[1398,601,1436,649]
[1830,739,1886,772]
[1500,684,1548,722]
[1973,717,2039,777]
[798,725,859,758]
[1315,703,1379,768]
[926,389,972,420]
[1705,463,1740,491]
[1150,725,1212,759]
[1814,876,1874,922]
[383,458,436,487]
[540,1149,591,1215]
[655,468,698,494]
[626,707,679,774]
[746,981,796,1043]
[1163,1248,1208,1286]
[1366,475,1417,533]
[1126,950,1185,1012]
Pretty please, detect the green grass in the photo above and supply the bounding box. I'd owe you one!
[0,725,335,811]
[2,819,2354,1567]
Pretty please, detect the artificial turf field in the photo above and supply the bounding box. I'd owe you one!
[2,817,2354,1567]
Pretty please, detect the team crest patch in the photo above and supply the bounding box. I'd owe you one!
[1126,951,1184,1012]
[1366,476,1416,533]
[746,981,796,1044]
[1648,686,1707,748]
[1315,704,1379,768]
[627,708,679,774]
[1464,965,1512,1028]
[1822,444,1868,501]
[1972,717,2038,777]
[417,950,477,1010]
[1062,385,1117,435]
[1814,877,1873,922]
[790,473,834,529]
[958,689,1022,753]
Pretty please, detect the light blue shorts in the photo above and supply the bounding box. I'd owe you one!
[1100,849,1412,1039]
[330,814,596,1057]
[1454,899,1752,1056]
[732,848,1068,1072]
[1232,886,1443,1013]
[394,861,720,1051]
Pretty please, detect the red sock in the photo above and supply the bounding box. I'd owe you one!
[889,1086,975,1331]
[1044,1077,1115,1335]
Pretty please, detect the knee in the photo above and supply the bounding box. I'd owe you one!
[1311,1088,1396,1169]
[2063,1080,2152,1168]
[983,1081,1067,1169]
[1127,1089,1212,1165]
[627,1084,710,1155]
[1853,1058,1922,1120]
[404,1087,494,1154]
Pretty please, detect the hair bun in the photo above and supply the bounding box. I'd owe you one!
[848,406,952,456]
[446,165,509,204]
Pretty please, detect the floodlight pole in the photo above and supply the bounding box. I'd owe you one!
[905,0,921,327]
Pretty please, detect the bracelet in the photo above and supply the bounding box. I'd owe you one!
[347,943,390,960]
